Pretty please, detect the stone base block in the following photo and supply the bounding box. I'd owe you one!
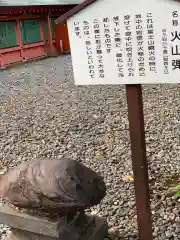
[7,229,57,240]
[0,204,108,240]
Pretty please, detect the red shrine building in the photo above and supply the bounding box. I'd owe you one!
[0,0,82,68]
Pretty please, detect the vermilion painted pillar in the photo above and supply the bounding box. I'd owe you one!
[47,14,53,56]
[0,53,5,69]
[54,23,71,55]
[47,15,53,45]
[40,18,45,42]
[46,14,58,57]
[0,21,5,68]
[16,19,25,61]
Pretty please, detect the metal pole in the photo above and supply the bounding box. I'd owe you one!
[126,84,153,240]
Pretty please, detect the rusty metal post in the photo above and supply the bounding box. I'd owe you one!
[126,84,153,240]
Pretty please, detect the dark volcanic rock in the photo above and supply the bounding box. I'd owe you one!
[0,158,106,214]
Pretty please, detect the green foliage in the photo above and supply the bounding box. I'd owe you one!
[175,185,180,197]
[176,192,180,197]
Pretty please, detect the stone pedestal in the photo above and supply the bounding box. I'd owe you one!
[0,204,108,240]
[7,229,56,240]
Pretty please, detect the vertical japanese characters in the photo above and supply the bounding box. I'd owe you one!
[83,20,95,78]
[161,29,169,74]
[103,17,112,54]
[135,14,145,77]
[93,19,105,78]
[146,13,156,73]
[124,15,134,77]
[71,11,180,81]
[171,11,180,70]
[113,16,124,78]
[73,21,81,38]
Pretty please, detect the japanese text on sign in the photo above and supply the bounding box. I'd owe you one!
[68,6,180,85]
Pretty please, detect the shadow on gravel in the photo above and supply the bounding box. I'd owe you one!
[107,233,138,240]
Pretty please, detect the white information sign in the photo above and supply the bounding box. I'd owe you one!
[67,0,180,85]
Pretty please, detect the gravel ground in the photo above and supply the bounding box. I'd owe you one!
[0,55,180,239]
